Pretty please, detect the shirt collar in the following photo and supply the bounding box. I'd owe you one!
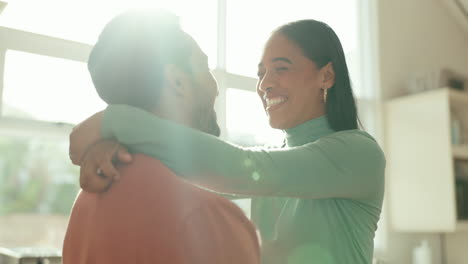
[284,115,335,147]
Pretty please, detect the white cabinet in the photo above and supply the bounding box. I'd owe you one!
[385,88,468,232]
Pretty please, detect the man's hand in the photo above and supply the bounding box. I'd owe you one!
[80,139,133,193]
[69,111,105,165]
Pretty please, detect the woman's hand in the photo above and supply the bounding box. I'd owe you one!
[80,139,133,193]
[69,111,105,165]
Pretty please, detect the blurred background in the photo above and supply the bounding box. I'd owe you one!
[0,0,467,263]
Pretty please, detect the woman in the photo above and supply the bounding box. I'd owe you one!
[71,20,385,263]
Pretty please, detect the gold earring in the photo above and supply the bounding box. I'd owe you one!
[323,88,328,103]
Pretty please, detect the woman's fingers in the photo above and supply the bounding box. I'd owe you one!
[79,139,124,193]
[99,157,120,182]
[117,146,133,164]
[80,157,112,193]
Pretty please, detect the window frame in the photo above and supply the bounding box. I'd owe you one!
[0,26,93,135]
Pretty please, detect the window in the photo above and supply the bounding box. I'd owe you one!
[226,88,283,147]
[3,50,105,124]
[0,0,379,253]
[0,135,79,248]
[0,0,218,67]
[226,0,359,78]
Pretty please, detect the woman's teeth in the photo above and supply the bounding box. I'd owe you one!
[266,97,287,109]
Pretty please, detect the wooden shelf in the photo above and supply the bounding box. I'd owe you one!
[456,221,468,232]
[453,145,468,160]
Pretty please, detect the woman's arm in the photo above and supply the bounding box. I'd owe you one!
[102,105,386,199]
[69,111,104,165]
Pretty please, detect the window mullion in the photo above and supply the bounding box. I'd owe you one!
[216,0,227,70]
[0,26,92,63]
[0,117,73,140]
[214,0,228,139]
[225,73,257,93]
[0,46,5,117]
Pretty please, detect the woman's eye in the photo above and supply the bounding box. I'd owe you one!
[276,67,288,72]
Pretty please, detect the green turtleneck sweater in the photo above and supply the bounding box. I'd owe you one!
[101,104,386,264]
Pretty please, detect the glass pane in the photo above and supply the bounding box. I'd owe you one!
[226,88,283,146]
[226,0,359,78]
[176,1,218,68]
[0,135,79,249]
[3,50,106,124]
[0,0,217,67]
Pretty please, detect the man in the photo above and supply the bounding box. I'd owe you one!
[63,10,260,264]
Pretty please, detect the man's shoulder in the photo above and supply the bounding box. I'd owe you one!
[118,154,173,178]
[111,153,185,194]
[72,154,201,219]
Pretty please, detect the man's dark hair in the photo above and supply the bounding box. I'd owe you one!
[88,9,193,111]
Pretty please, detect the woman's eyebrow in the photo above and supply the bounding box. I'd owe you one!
[258,57,293,68]
[272,57,292,64]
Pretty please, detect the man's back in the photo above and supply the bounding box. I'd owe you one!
[63,154,260,264]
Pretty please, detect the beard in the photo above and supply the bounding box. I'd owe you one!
[192,103,221,137]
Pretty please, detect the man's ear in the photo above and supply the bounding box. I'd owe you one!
[164,64,191,97]
[321,62,336,89]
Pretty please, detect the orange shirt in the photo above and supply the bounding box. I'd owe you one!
[63,154,260,264]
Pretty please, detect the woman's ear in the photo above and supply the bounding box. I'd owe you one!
[321,62,336,89]
[164,64,191,97]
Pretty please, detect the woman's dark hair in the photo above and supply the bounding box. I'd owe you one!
[275,20,359,131]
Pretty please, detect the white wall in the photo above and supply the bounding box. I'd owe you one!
[377,0,468,263]
[378,0,468,99]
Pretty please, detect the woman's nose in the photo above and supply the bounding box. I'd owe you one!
[259,80,274,93]
[257,85,272,97]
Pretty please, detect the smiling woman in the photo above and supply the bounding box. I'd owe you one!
[256,33,335,130]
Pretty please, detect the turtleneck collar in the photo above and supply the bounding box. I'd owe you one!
[284,115,336,147]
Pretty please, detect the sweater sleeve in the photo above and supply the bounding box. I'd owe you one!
[102,104,386,199]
